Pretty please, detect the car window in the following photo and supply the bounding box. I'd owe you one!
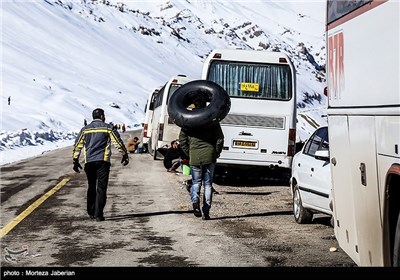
[303,127,328,157]
[320,129,329,151]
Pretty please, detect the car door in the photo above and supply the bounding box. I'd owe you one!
[307,128,331,212]
[297,127,330,211]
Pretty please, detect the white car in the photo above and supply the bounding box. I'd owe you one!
[289,126,333,224]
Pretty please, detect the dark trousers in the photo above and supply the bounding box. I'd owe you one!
[84,161,111,218]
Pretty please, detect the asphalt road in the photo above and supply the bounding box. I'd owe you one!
[0,130,357,273]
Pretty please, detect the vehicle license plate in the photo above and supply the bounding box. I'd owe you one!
[232,140,257,148]
[240,82,259,92]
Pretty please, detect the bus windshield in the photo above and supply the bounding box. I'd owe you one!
[327,0,372,24]
[207,61,293,100]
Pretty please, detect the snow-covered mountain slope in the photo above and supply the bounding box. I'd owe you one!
[1,0,328,164]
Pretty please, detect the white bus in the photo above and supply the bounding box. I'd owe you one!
[149,75,195,160]
[326,0,400,266]
[201,49,296,175]
[142,86,162,152]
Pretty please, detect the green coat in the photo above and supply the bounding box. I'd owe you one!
[178,123,224,166]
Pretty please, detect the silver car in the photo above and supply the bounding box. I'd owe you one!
[289,126,333,224]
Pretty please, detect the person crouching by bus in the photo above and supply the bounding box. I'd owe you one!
[178,96,224,220]
[126,136,143,153]
[163,140,186,172]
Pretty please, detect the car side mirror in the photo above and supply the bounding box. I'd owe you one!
[315,150,329,160]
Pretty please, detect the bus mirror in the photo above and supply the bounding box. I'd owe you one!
[324,87,328,96]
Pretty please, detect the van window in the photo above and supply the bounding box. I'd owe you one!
[166,84,183,105]
[154,86,165,109]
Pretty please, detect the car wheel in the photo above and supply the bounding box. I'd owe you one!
[167,80,231,128]
[293,184,313,224]
[393,212,400,266]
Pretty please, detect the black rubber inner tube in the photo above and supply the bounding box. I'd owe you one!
[168,80,231,128]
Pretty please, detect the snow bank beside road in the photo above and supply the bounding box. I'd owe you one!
[0,129,77,166]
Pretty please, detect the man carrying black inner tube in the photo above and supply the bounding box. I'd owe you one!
[179,95,224,220]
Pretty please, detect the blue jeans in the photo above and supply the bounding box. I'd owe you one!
[190,163,216,215]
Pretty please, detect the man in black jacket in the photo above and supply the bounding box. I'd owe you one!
[163,140,186,172]
[72,108,129,221]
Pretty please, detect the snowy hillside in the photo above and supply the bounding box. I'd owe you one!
[1,0,327,165]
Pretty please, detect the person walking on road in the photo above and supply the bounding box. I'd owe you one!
[179,96,224,220]
[72,108,129,221]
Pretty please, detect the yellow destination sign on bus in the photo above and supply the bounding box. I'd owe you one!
[240,82,259,92]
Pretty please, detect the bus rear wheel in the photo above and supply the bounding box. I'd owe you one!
[167,80,231,128]
[393,212,400,266]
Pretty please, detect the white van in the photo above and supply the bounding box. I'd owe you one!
[142,86,162,152]
[148,75,195,160]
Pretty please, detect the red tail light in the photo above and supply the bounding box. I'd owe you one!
[287,128,296,156]
[158,123,164,141]
[143,124,148,138]
[279,57,287,63]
